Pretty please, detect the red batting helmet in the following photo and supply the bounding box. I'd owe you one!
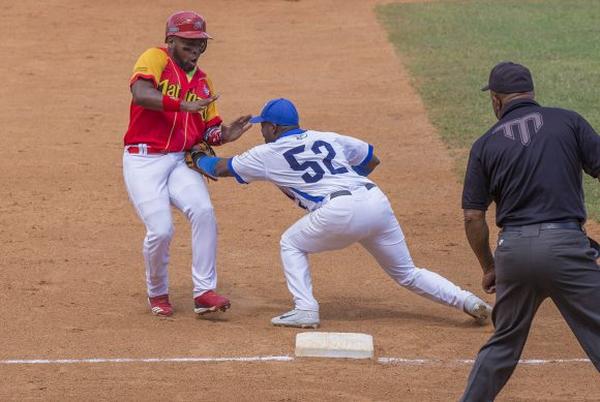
[165,11,212,41]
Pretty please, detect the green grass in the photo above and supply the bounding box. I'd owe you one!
[376,0,600,221]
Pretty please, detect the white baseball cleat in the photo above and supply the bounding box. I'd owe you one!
[464,294,493,323]
[271,309,320,329]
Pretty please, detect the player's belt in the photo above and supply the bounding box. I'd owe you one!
[502,222,582,232]
[329,183,377,200]
[125,144,168,155]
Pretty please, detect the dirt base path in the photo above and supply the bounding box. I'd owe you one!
[1,0,598,400]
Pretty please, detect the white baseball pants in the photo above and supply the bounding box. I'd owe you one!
[280,186,472,312]
[123,151,217,298]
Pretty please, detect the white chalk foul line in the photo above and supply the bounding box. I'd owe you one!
[0,356,591,366]
[377,357,591,366]
[0,355,294,365]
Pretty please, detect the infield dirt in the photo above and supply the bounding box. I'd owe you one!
[1,0,598,400]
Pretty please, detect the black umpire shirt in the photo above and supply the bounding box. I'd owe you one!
[462,99,600,227]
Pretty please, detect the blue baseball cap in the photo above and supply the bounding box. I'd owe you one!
[249,98,299,126]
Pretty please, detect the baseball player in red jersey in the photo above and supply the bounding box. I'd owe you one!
[123,11,251,317]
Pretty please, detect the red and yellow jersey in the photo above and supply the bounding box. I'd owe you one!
[123,47,222,152]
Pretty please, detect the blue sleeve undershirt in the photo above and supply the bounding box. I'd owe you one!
[195,156,221,177]
[195,156,249,184]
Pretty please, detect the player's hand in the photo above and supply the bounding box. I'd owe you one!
[221,115,252,144]
[181,94,219,113]
[482,269,496,294]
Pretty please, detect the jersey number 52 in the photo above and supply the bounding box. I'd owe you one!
[283,141,348,183]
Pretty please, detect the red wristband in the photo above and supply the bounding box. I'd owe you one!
[205,126,223,145]
[162,95,181,112]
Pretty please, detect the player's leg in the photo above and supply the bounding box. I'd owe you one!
[123,152,176,315]
[168,154,229,313]
[359,188,486,315]
[547,231,600,371]
[275,196,359,327]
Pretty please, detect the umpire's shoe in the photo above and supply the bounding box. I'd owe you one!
[463,294,493,324]
[271,309,320,329]
[194,290,231,315]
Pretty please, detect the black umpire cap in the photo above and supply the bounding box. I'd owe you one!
[481,61,534,93]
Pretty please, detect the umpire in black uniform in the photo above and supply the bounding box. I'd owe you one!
[460,61,600,401]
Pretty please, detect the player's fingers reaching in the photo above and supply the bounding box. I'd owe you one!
[231,115,252,133]
[234,114,252,126]
[235,124,252,138]
[202,94,219,105]
[221,115,253,143]
[193,94,219,108]
[182,94,219,113]
[239,121,252,135]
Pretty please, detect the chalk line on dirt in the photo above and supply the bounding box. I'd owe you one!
[0,356,591,366]
[377,357,592,365]
[0,356,294,365]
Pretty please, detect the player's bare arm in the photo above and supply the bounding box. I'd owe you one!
[351,154,380,176]
[197,157,231,178]
[365,155,381,174]
[131,79,218,113]
[463,208,496,294]
[215,159,232,177]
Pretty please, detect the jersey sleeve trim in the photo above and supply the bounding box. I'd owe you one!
[129,73,158,87]
[461,202,489,211]
[228,158,248,184]
[355,144,374,168]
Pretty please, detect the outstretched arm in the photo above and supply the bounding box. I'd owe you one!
[188,142,267,184]
[188,153,233,180]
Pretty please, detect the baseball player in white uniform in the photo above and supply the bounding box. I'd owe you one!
[188,98,492,328]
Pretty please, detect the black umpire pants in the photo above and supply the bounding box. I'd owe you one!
[461,226,600,402]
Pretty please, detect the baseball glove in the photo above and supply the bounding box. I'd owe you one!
[185,141,218,181]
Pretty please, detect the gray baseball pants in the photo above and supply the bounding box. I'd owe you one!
[461,226,600,402]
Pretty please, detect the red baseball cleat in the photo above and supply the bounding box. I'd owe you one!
[148,294,173,317]
[194,290,231,315]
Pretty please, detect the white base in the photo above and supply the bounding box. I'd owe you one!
[295,332,374,359]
